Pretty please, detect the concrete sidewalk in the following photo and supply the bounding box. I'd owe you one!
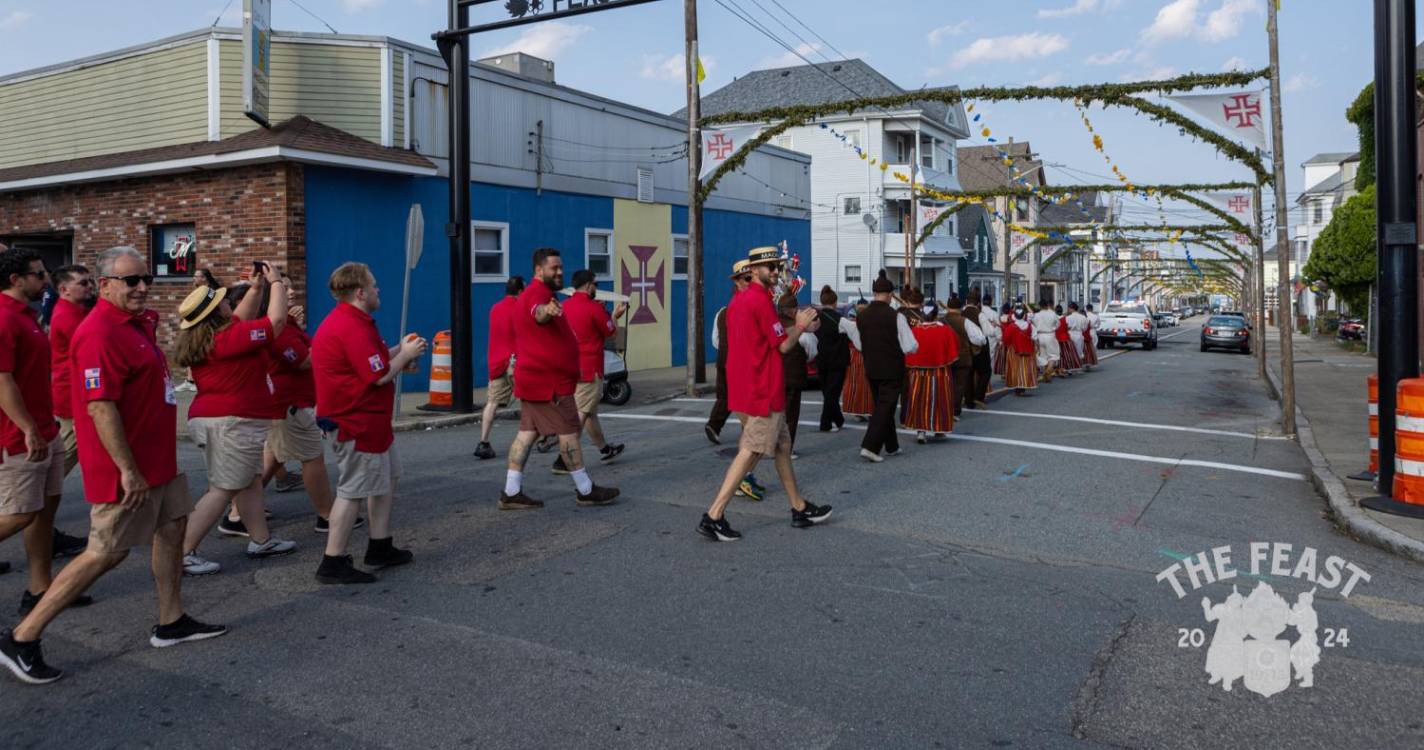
[1262,326,1424,563]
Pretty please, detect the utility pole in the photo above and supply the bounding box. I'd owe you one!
[1267,0,1296,435]
[1253,177,1267,380]
[906,156,919,290]
[684,0,704,396]
[440,0,474,413]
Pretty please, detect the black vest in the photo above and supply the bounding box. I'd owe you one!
[857,301,905,381]
[814,308,849,371]
[715,306,730,368]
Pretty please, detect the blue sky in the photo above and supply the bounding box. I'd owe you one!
[0,0,1394,235]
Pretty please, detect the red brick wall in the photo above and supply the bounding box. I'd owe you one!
[0,163,307,363]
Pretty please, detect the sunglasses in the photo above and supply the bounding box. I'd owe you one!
[102,274,155,288]
[19,269,48,279]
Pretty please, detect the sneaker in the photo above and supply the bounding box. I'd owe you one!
[859,448,884,463]
[51,529,86,559]
[0,561,9,575]
[696,513,741,542]
[246,538,297,558]
[704,424,721,444]
[885,447,902,457]
[182,553,221,577]
[0,630,63,684]
[364,538,414,569]
[745,474,768,494]
[916,432,927,445]
[316,554,377,585]
[149,614,228,648]
[501,492,543,509]
[551,456,571,475]
[575,485,620,506]
[473,441,496,460]
[18,590,94,617]
[791,452,801,460]
[216,517,249,538]
[792,501,833,528]
[830,424,841,433]
[735,477,764,501]
[273,472,304,493]
[974,400,989,409]
[600,443,625,462]
[314,516,365,534]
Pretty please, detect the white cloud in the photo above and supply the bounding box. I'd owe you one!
[639,52,714,82]
[1141,0,1201,44]
[1122,65,1178,81]
[1283,72,1319,92]
[927,21,970,45]
[1085,48,1131,65]
[340,0,384,11]
[0,10,33,30]
[757,43,822,69]
[1201,0,1263,42]
[1221,55,1249,71]
[481,22,591,60]
[1032,72,1065,86]
[1141,0,1263,45]
[1039,0,1100,18]
[949,32,1069,69]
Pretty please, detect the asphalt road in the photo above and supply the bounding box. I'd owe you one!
[4,318,1424,749]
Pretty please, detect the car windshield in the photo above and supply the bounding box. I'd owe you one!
[1208,316,1243,327]
[1106,305,1148,316]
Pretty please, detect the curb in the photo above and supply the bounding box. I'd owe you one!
[393,405,519,433]
[644,383,717,405]
[1264,365,1424,564]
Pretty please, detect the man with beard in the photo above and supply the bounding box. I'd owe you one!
[45,264,96,557]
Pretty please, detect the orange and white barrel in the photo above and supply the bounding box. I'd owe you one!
[1369,374,1380,473]
[422,331,453,410]
[1391,378,1424,505]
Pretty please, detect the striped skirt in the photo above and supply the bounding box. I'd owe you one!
[1081,335,1099,366]
[900,366,954,433]
[1059,337,1084,371]
[1003,350,1039,390]
[993,341,1008,376]
[842,348,874,416]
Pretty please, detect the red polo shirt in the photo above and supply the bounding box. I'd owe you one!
[513,282,579,402]
[726,281,787,417]
[49,298,88,420]
[312,302,394,453]
[70,299,177,503]
[0,293,59,455]
[187,318,276,420]
[563,291,616,382]
[487,295,518,380]
[269,323,316,414]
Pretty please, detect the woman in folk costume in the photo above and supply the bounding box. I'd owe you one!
[1081,303,1100,368]
[1031,300,1061,381]
[899,289,957,443]
[1000,303,1039,395]
[840,298,874,420]
[993,301,1010,378]
[1055,304,1083,374]
[1066,302,1094,371]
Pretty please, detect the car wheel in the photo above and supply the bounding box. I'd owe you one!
[603,379,631,406]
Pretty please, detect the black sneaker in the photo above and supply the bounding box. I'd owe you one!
[364,538,414,569]
[498,491,545,510]
[473,442,496,460]
[0,630,62,684]
[792,501,833,528]
[0,561,9,575]
[600,443,625,462]
[696,514,742,542]
[51,529,87,558]
[704,424,721,445]
[149,614,228,648]
[315,554,376,585]
[314,516,366,534]
[216,517,249,538]
[575,485,620,506]
[551,456,571,475]
[18,590,94,617]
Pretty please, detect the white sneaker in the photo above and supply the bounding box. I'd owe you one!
[859,448,884,463]
[246,538,297,558]
[182,553,221,576]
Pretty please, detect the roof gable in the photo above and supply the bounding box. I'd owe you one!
[686,59,953,126]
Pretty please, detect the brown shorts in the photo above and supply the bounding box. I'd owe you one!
[574,379,603,415]
[736,411,792,456]
[0,436,66,515]
[520,395,581,436]
[87,475,192,553]
[487,373,514,408]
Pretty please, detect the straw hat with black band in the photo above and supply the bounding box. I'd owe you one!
[745,246,783,267]
[729,259,751,279]
[178,285,228,330]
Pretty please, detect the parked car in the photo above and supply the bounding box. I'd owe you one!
[1337,318,1366,341]
[1201,315,1251,353]
[1100,303,1158,350]
[1218,311,1250,329]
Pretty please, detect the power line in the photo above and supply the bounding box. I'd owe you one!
[284,0,338,34]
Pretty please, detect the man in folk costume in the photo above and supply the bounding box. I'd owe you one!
[900,291,956,444]
[1082,304,1101,368]
[965,290,995,409]
[839,300,874,421]
[706,260,768,502]
[857,271,919,463]
[991,295,1010,380]
[1066,303,1093,371]
[777,292,817,454]
[1031,300,1061,381]
[1000,303,1039,396]
[813,287,849,433]
[944,296,986,414]
[1055,304,1083,375]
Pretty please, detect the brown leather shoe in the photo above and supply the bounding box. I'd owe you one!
[575,485,620,506]
[498,491,545,510]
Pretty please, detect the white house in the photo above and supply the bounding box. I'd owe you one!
[688,60,970,301]
[1292,151,1361,317]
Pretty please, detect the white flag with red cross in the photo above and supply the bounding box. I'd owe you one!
[1201,192,1256,219]
[699,125,764,182]
[1166,90,1269,151]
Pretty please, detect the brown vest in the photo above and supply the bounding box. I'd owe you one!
[715,306,730,368]
[857,300,905,381]
[944,311,974,366]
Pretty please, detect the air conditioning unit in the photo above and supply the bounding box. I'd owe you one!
[636,167,654,203]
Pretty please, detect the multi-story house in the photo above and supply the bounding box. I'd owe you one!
[1290,151,1361,317]
[1036,191,1115,307]
[956,142,1046,303]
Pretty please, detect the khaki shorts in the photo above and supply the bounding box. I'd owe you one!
[87,475,192,553]
[188,416,267,491]
[331,440,400,500]
[487,373,514,408]
[266,406,325,464]
[736,411,792,456]
[58,417,79,476]
[519,395,581,436]
[0,435,65,516]
[574,379,603,415]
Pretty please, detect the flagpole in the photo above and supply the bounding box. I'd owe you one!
[1267,0,1296,435]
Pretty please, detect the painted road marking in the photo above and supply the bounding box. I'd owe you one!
[599,413,1308,482]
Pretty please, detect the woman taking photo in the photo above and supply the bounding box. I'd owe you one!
[175,262,296,576]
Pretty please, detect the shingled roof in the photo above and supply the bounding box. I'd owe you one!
[955,142,1046,193]
[683,59,954,125]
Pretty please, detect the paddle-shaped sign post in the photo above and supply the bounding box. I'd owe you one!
[394,203,424,415]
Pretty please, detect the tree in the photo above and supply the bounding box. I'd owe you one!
[1344,73,1424,191]
[1302,184,1376,313]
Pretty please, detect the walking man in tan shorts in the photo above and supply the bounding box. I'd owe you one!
[475,276,524,460]
[557,268,628,473]
[45,263,95,558]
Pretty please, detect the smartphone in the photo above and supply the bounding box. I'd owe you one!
[252,261,267,275]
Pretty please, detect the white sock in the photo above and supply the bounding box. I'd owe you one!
[571,468,593,495]
[504,470,522,495]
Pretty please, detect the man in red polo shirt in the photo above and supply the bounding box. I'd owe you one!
[558,268,628,472]
[312,262,426,585]
[2,246,225,686]
[497,248,618,509]
[474,276,524,460]
[698,247,831,542]
[45,265,95,561]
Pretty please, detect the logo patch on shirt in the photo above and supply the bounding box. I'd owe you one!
[282,347,298,363]
[772,322,786,337]
[368,354,385,373]
[250,328,268,342]
[83,367,101,390]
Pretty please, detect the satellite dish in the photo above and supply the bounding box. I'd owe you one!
[861,212,877,230]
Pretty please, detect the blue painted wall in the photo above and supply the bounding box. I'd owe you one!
[303,165,810,392]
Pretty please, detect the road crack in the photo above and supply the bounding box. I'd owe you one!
[1070,613,1138,745]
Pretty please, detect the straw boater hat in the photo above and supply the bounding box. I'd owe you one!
[178,284,228,330]
[746,246,783,267]
[729,259,751,279]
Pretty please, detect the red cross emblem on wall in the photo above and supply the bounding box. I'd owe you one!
[707,133,735,160]
[1227,195,1251,213]
[1222,94,1262,129]
[621,244,665,325]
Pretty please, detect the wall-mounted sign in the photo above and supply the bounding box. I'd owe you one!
[458,0,664,34]
[243,0,272,127]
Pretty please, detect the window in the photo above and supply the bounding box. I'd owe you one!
[472,221,508,281]
[673,234,689,279]
[920,136,935,170]
[845,265,862,285]
[844,196,861,215]
[1313,201,1324,224]
[775,135,794,150]
[895,135,912,163]
[586,229,613,280]
[150,223,197,279]
[945,152,954,174]
[843,129,862,150]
